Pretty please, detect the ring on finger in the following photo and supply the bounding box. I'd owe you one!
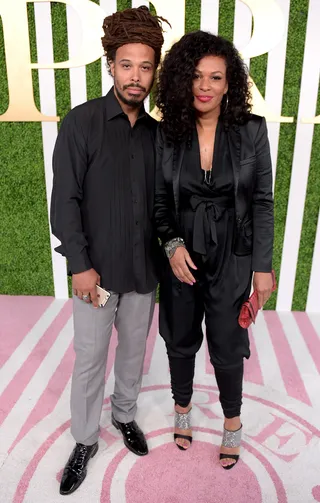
[82,294,90,301]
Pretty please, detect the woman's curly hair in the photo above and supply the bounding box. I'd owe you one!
[156,31,252,144]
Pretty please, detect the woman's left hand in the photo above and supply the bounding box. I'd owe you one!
[253,272,274,309]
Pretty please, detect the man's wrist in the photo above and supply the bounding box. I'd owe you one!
[68,250,92,274]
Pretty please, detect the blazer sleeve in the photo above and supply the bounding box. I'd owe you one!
[50,111,92,274]
[252,117,274,272]
[153,126,180,245]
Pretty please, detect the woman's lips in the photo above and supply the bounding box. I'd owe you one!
[196,95,213,102]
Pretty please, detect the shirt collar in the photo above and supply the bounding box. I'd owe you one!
[105,86,147,121]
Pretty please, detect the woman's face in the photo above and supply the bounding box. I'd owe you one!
[192,55,228,115]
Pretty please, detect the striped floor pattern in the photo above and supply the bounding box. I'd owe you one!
[1,295,320,502]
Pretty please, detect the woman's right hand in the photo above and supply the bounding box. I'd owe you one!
[169,247,197,285]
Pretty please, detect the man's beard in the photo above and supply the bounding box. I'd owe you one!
[114,81,149,108]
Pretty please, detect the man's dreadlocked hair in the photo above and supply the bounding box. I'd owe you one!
[101,6,170,73]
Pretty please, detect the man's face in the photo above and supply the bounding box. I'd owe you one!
[110,43,156,108]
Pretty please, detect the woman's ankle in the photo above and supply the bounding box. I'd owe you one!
[224,416,241,431]
[175,403,191,414]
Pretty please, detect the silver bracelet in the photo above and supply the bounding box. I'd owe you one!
[164,237,186,259]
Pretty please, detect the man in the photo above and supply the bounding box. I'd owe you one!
[50,6,168,495]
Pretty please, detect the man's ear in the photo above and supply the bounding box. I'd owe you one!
[109,59,115,77]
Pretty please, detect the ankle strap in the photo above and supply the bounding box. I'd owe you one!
[175,409,191,430]
[221,425,242,448]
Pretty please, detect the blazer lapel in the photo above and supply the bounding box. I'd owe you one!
[172,142,185,215]
[227,124,241,196]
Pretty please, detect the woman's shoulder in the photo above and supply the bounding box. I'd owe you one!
[241,113,265,127]
[238,114,267,140]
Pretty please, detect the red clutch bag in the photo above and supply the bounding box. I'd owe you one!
[238,270,276,329]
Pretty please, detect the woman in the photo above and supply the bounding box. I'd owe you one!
[154,31,274,469]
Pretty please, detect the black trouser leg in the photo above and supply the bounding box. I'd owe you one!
[167,355,195,407]
[159,266,204,408]
[214,362,244,418]
[204,254,252,419]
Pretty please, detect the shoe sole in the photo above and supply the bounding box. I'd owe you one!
[59,443,99,496]
[111,417,148,456]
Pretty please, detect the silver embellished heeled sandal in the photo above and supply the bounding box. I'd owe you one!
[219,424,242,469]
[174,408,193,451]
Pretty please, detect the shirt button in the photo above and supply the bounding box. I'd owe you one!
[131,154,134,159]
[135,221,138,225]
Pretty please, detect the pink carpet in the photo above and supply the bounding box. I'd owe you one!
[1,295,320,502]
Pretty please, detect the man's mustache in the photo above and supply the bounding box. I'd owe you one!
[123,84,146,92]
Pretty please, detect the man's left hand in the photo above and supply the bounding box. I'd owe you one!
[253,272,274,309]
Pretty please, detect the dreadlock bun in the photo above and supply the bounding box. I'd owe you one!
[102,6,170,69]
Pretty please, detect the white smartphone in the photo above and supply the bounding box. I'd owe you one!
[96,284,111,307]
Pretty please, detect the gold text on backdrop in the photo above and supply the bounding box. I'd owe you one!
[0,0,105,121]
[0,0,316,123]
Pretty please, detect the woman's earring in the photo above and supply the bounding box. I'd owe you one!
[224,94,229,112]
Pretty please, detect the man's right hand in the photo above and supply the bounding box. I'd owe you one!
[72,269,100,308]
[169,247,197,285]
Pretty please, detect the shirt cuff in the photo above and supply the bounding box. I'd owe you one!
[252,259,272,273]
[67,249,93,274]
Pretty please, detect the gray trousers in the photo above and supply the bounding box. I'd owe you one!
[70,290,155,445]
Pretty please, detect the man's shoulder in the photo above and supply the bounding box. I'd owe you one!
[63,97,106,124]
[144,113,158,131]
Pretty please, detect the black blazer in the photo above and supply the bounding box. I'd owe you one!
[154,114,274,272]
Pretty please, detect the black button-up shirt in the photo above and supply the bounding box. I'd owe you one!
[50,88,159,294]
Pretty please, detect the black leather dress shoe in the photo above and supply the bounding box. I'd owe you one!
[59,442,98,495]
[112,415,148,456]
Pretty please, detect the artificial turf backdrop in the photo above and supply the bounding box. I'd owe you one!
[0,0,319,310]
